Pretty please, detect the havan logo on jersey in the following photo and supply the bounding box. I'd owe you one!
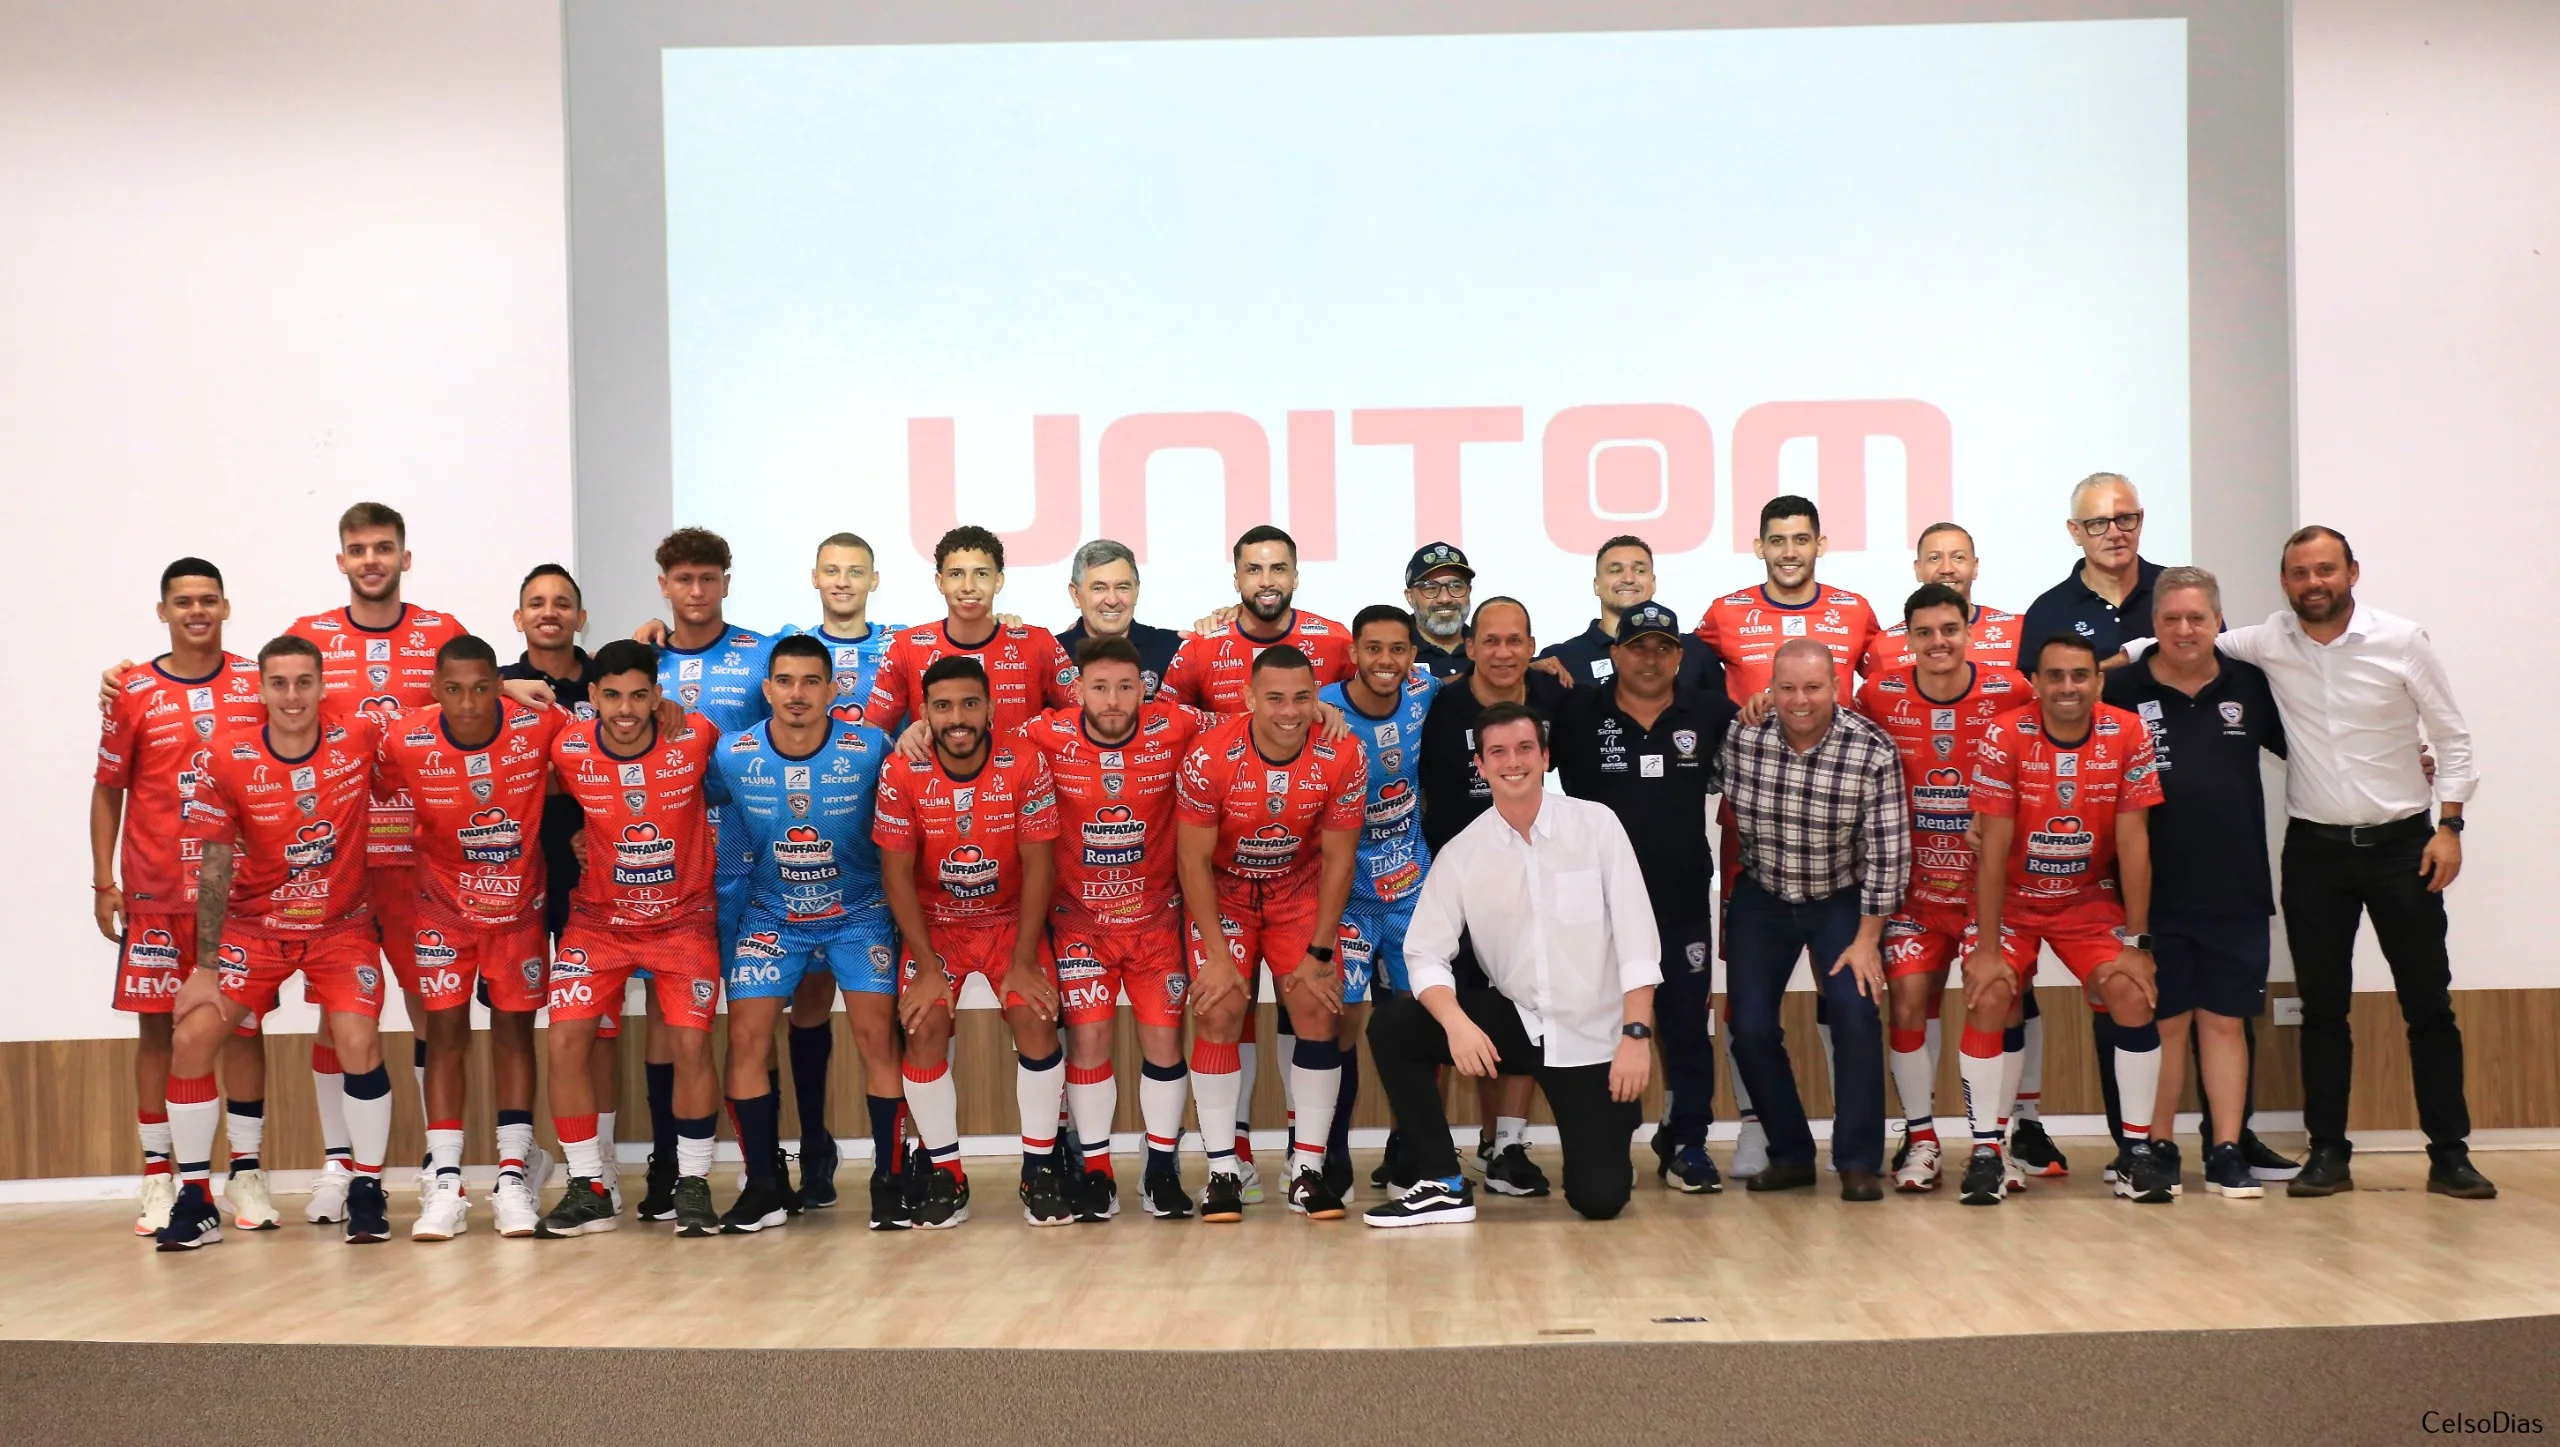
[939,844,1000,900]
[613,822,678,886]
[1081,804,1145,868]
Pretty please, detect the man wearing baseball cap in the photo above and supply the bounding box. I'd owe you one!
[1404,542,1475,681]
[1552,602,1739,1194]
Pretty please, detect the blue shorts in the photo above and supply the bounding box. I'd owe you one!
[723,905,898,1000]
[1337,902,1415,1002]
[2153,918,2272,1020]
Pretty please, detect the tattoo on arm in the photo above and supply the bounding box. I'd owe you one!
[195,843,233,970]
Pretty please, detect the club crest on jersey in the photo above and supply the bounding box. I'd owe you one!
[1102,772,1124,799]
[938,844,1000,899]
[1672,730,1699,759]
[2219,701,2245,727]
[520,957,543,991]
[869,944,893,972]
[1082,804,1145,868]
[194,715,215,739]
[295,793,318,817]
[612,822,678,885]
[1380,746,1405,775]
[470,779,493,802]
[1686,942,1708,969]
[691,978,716,1008]
[355,965,381,997]
[788,794,811,818]
[679,684,701,706]
[736,930,785,960]
[2057,780,2077,804]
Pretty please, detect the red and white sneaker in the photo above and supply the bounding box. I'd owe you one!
[1893,1138,1943,1193]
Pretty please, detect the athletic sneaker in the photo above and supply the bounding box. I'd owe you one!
[598,1150,622,1213]
[868,1171,913,1231]
[154,1182,224,1251]
[226,1169,281,1230]
[519,1144,554,1195]
[2114,1141,2177,1204]
[306,1160,352,1224]
[1372,1130,1408,1195]
[536,1177,618,1238]
[636,1152,678,1222]
[1199,1170,1246,1223]
[492,1174,541,1237]
[720,1179,793,1234]
[2205,1142,2264,1199]
[1730,1119,1771,1180]
[1288,1166,1347,1219]
[672,1176,719,1237]
[2005,1151,2027,1194]
[772,1146,804,1215]
[135,1173,178,1237]
[344,1175,391,1244]
[411,1175,471,1241]
[1663,1142,1721,1195]
[1958,1145,2006,1206]
[2009,1117,2069,1177]
[2239,1129,2302,1181]
[1074,1169,1119,1224]
[2152,1139,2187,1196]
[1483,1143,1553,1198]
[1890,1129,1914,1173]
[1324,1144,1356,1203]
[1895,1138,1944,1193]
[1235,1155,1264,1206]
[798,1136,840,1210]
[1364,1177,1475,1228]
[1142,1166,1194,1220]
[1020,1165,1075,1227]
[914,1167,969,1229]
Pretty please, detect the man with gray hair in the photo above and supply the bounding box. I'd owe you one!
[1057,538,1182,699]
[2022,472,2168,663]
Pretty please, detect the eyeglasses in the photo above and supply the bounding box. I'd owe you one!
[1411,579,1470,600]
[2073,511,2145,535]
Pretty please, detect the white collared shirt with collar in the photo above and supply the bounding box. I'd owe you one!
[1401,792,1662,1069]
[2211,603,2477,826]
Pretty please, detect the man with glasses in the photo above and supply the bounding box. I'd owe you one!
[1405,544,1475,681]
[2021,474,2164,664]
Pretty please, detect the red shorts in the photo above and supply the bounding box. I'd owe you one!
[1995,900,2131,985]
[1051,917,1189,1029]
[1884,900,1976,982]
[550,922,719,1031]
[901,920,1047,1010]
[115,915,195,1014]
[410,916,549,1013]
[371,867,423,993]
[214,929,387,1018]
[1185,876,1326,987]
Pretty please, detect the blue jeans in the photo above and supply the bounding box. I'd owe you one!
[1723,875,1885,1173]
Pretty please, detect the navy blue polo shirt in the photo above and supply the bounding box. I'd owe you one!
[2021,557,2168,665]
[1552,681,1737,928]
[1415,632,1471,681]
[2102,650,2288,921]
[1057,619,1183,700]
[1537,619,1726,695]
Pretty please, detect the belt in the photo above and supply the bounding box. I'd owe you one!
[2290,812,2431,848]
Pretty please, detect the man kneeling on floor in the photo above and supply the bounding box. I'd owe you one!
[1364,702,1658,1226]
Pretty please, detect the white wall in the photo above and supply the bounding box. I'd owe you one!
[2292,0,2560,990]
[0,0,573,1040]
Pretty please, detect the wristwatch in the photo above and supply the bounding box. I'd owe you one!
[1621,1022,1653,1040]
[1306,945,1335,963]
[2126,933,2154,951]
[2440,816,2465,835]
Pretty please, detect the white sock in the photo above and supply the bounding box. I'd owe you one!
[225,1108,264,1168]
[594,1112,617,1180]
[1193,1048,1244,1177]
[1890,1042,1936,1133]
[170,1096,220,1185]
[427,1126,465,1180]
[1016,1053,1066,1156]
[2001,1045,2025,1135]
[677,1128,714,1180]
[563,1132,603,1180]
[1288,1061,1341,1175]
[1234,1039,1257,1141]
[496,1120,535,1180]
[312,1063,350,1159]
[344,1083,392,1175]
[2114,1045,2163,1139]
[1959,1047,2008,1146]
[2016,1015,2045,1119]
[1139,1066,1189,1160]
[1494,1115,1528,1152]
[1925,1014,1944,1077]
[138,1114,173,1162]
[1066,1068,1118,1160]
[904,1063,961,1159]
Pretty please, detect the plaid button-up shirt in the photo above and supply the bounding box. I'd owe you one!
[1717,708,1910,917]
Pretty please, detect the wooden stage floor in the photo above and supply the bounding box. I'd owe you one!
[4,1136,2556,1353]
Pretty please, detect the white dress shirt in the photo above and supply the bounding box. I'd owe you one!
[1402,792,1663,1069]
[2209,604,2477,826]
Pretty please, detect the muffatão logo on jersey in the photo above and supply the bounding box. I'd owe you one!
[613,821,678,885]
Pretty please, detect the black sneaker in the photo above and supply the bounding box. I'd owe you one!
[1482,1143,1553,1198]
[536,1176,620,1237]
[2427,1153,2497,1200]
[1020,1164,1075,1226]
[2238,1128,2302,1181]
[772,1147,804,1215]
[914,1166,969,1229]
[2114,1141,2176,1204]
[1323,1144,1356,1203]
[1199,1170,1246,1223]
[1372,1130,1404,1195]
[720,1179,793,1234]
[1142,1166,1194,1220]
[2287,1143,2355,1197]
[2010,1117,2068,1177]
[1958,1145,2007,1206]
[1364,1176,1475,1228]
[1664,1142,1721,1195]
[672,1175,720,1237]
[1650,1127,1678,1185]
[636,1152,678,1222]
[2204,1142,2263,1199]
[1073,1168,1119,1224]
[2151,1139,2186,1196]
[343,1175,391,1244]
[867,1171,913,1231]
[154,1182,224,1251]
[798,1136,840,1209]
[1288,1165,1346,1219]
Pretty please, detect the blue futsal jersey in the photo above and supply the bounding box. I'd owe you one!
[1320,672,1439,910]
[779,621,903,716]
[704,718,897,997]
[657,626,776,734]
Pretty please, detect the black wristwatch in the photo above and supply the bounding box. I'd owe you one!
[2126,933,2153,951]
[1306,945,1335,963]
[2439,816,2465,835]
[1621,1022,1653,1040]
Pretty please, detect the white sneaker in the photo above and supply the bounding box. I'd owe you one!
[599,1150,622,1212]
[1730,1120,1771,1180]
[136,1173,178,1236]
[1894,1138,1943,1193]
[306,1161,352,1224]
[2005,1150,2028,1194]
[1236,1155,1265,1206]
[225,1169,281,1229]
[520,1144,554,1194]
[492,1174,541,1237]
[411,1175,471,1241]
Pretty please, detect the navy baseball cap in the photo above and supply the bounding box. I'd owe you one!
[1404,542,1473,588]
[1614,601,1681,643]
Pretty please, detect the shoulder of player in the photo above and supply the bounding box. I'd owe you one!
[1292,610,1347,639]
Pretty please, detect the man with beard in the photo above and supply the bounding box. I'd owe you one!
[1403,543,1475,681]
[1161,525,1354,713]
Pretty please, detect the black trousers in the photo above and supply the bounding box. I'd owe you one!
[2280,818,2470,1159]
[1654,916,1717,1145]
[1367,989,1640,1220]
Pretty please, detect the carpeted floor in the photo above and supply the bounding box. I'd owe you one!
[6,1316,2554,1444]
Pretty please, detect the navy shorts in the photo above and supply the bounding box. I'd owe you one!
[2152,919,2272,1020]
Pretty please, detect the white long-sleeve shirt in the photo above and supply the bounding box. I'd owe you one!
[2209,603,2477,826]
[1402,793,1662,1069]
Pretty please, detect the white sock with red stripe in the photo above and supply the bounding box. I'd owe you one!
[1191,1039,1243,1178]
[1016,1050,1065,1176]
[1139,1060,1188,1173]
[167,1075,220,1189]
[903,1059,962,1175]
[1287,1037,1341,1180]
[343,1066,392,1177]
[427,1120,465,1185]
[557,1114,603,1180]
[1066,1061,1116,1176]
[496,1113,535,1185]
[310,1043,351,1169]
[1889,1027,1936,1142]
[137,1111,172,1176]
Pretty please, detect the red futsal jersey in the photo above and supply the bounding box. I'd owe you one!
[1693,584,1879,702]
[288,603,469,862]
[1860,604,2025,677]
[1160,611,1355,716]
[860,620,1076,737]
[378,699,567,930]
[1970,702,2163,911]
[872,743,1060,926]
[547,714,719,930]
[1854,664,2029,909]
[1020,701,1209,932]
[185,714,385,938]
[1174,716,1365,890]
[96,654,265,914]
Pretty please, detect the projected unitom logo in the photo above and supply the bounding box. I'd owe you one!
[908,400,1950,564]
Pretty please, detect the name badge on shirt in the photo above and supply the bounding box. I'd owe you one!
[1640,755,1664,778]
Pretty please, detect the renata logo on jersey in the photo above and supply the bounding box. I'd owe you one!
[2024,815,2096,877]
[938,845,1000,899]
[1081,804,1145,867]
[458,807,523,863]
[284,821,337,872]
[612,822,678,885]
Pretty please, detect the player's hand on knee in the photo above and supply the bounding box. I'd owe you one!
[898,963,952,1033]
[1290,953,1343,1016]
[1005,960,1058,1023]
[2093,945,2157,1009]
[1960,945,2010,1012]
[1191,958,1246,1017]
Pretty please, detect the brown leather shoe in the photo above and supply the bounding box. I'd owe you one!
[1839,1169,1885,1202]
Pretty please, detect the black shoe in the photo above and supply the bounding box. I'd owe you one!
[1663,1142,1722,1195]
[2238,1128,2302,1180]
[797,1136,840,1210]
[343,1175,390,1244]
[2204,1142,2264,1198]
[2151,1139,2186,1196]
[1958,1145,2007,1206]
[2428,1154,2498,1200]
[2113,1141,2176,1204]
[1074,1168,1120,1224]
[672,1175,719,1237]
[1840,1169,1885,1202]
[1373,1130,1406,1194]
[2009,1117,2068,1177]
[637,1152,678,1221]
[155,1182,224,1251]
[1482,1143,1553,1198]
[1744,1161,1817,1193]
[914,1166,969,1229]
[1323,1145,1355,1202]
[1142,1166,1194,1220]
[867,1170,913,1231]
[1199,1170,1246,1223]
[537,1176,620,1238]
[1650,1126,1678,1184]
[1020,1164,1075,1226]
[772,1147,804,1215]
[1288,1165,1346,1219]
[1363,1176,1476,1228]
[720,1178,793,1234]
[2287,1143,2356,1197]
